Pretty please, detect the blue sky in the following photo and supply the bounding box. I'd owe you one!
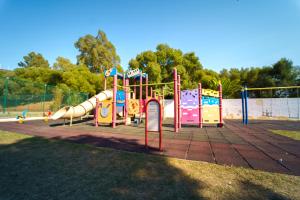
[0,0,299,72]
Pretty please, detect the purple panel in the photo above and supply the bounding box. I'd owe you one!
[181,89,199,108]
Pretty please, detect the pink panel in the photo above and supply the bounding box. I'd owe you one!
[142,99,146,112]
[181,108,199,124]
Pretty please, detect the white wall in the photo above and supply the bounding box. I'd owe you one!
[163,100,174,118]
[163,98,300,120]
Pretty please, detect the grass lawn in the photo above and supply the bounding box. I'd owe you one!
[270,129,300,141]
[0,131,299,200]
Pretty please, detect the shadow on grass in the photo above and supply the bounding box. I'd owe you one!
[0,134,292,200]
[0,135,202,199]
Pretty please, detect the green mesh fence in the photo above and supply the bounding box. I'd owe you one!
[0,76,89,118]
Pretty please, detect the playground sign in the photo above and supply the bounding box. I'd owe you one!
[147,101,160,131]
[145,99,162,151]
[104,67,117,77]
[126,68,140,78]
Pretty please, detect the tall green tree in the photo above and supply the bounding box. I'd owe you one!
[53,57,76,71]
[271,58,297,86]
[129,44,203,89]
[18,52,50,68]
[75,30,120,72]
[60,65,103,95]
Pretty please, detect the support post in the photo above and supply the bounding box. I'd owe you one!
[241,89,245,124]
[122,74,126,118]
[133,79,136,99]
[177,75,181,129]
[150,87,153,98]
[146,74,148,101]
[125,79,129,125]
[95,98,99,127]
[162,87,165,119]
[139,71,143,121]
[198,83,203,128]
[104,77,107,90]
[112,74,117,128]
[173,68,178,132]
[70,106,74,127]
[218,83,223,127]
[244,86,248,125]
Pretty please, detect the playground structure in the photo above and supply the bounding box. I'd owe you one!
[241,85,300,124]
[93,67,223,131]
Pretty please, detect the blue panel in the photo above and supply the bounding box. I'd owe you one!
[116,90,125,107]
[202,96,219,105]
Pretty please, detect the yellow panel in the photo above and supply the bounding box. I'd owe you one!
[202,89,219,97]
[202,105,220,123]
[128,99,140,115]
[98,100,112,123]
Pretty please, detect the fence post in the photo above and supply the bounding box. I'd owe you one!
[3,77,9,113]
[43,84,47,113]
[297,88,300,120]
[68,89,71,105]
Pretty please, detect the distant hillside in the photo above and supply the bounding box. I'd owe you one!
[0,69,14,77]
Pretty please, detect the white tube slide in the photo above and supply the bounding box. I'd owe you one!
[51,90,113,120]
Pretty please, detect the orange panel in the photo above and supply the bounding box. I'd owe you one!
[98,100,112,123]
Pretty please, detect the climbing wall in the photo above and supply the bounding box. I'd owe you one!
[128,99,140,115]
[181,89,199,124]
[202,95,220,124]
[181,89,221,125]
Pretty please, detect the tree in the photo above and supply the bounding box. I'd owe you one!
[14,67,61,85]
[60,65,103,95]
[129,44,203,89]
[271,58,297,86]
[129,50,162,83]
[18,52,49,68]
[75,30,120,72]
[53,57,76,71]
[53,56,103,95]
[209,77,241,98]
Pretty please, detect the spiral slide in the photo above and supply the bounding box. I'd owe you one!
[51,90,113,120]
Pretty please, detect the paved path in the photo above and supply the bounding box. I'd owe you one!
[0,119,299,175]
